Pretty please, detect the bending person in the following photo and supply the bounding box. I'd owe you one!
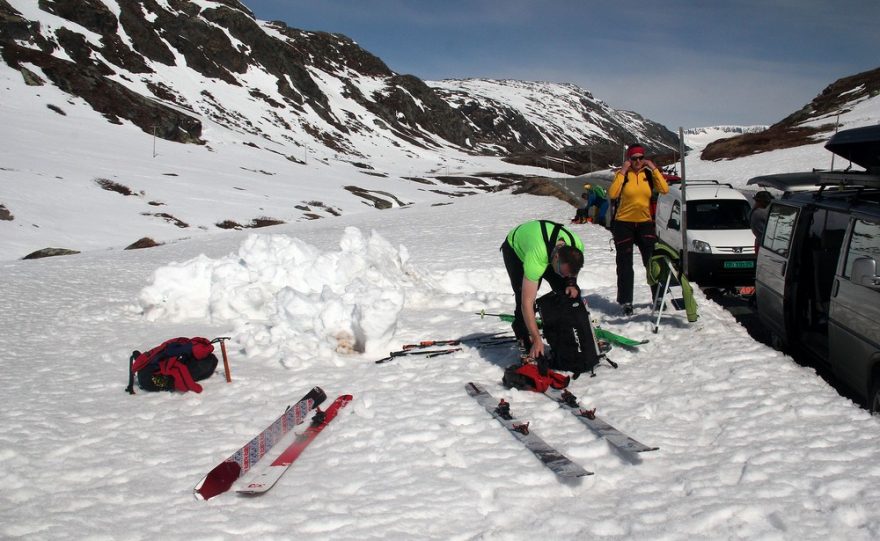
[500,220,584,361]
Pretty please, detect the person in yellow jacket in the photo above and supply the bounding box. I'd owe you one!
[607,144,669,315]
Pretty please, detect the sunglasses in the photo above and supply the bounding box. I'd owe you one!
[630,155,644,161]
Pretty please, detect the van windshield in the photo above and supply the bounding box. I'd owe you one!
[686,200,752,230]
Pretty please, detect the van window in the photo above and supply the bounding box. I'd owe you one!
[806,209,849,265]
[669,200,681,229]
[804,209,849,309]
[763,205,798,256]
[843,219,880,278]
[686,200,751,230]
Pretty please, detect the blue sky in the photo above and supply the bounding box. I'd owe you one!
[242,0,879,129]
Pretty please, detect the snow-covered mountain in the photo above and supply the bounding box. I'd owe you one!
[682,125,769,152]
[0,0,678,260]
[430,78,679,167]
[701,66,880,161]
[1,0,878,262]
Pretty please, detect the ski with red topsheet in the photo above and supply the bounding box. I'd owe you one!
[237,394,353,495]
[193,386,326,500]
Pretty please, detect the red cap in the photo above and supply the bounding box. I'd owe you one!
[626,145,645,158]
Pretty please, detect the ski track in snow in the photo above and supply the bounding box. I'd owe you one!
[1,194,879,540]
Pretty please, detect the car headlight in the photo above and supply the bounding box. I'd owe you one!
[692,240,712,254]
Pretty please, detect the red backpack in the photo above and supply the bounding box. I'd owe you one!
[502,362,570,393]
[126,337,217,394]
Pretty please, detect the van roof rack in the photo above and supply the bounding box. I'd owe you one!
[747,171,880,192]
[677,179,736,189]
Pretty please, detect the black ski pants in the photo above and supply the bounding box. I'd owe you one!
[500,240,566,348]
[612,220,657,305]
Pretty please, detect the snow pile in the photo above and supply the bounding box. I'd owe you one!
[138,228,419,359]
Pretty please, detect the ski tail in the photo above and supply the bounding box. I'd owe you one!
[594,327,648,348]
[466,382,592,478]
[194,386,327,500]
[543,388,658,453]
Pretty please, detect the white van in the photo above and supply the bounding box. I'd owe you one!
[654,181,757,287]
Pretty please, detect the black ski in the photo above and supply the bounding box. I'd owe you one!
[465,382,592,478]
[544,388,658,453]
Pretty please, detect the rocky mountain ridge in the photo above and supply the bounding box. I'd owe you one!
[0,0,679,173]
[701,66,880,161]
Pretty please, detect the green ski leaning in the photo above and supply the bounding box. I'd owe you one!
[475,310,648,348]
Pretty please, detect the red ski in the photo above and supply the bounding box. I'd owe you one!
[237,394,353,495]
[193,387,326,500]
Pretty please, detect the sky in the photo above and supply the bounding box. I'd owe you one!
[242,0,880,130]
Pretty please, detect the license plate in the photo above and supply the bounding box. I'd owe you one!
[724,260,755,269]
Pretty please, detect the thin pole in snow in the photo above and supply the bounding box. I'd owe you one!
[830,113,840,170]
[152,126,157,158]
[679,126,688,278]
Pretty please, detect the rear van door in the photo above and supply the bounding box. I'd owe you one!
[755,203,800,344]
[829,217,880,401]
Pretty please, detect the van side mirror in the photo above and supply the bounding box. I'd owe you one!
[668,218,680,230]
[851,257,880,289]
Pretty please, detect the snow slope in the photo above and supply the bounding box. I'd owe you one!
[684,93,880,188]
[1,191,879,540]
[0,58,554,261]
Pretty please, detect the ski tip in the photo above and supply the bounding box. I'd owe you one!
[309,386,328,405]
[465,382,486,396]
[194,461,242,501]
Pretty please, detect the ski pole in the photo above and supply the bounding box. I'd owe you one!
[212,337,232,382]
[475,309,515,323]
[402,334,516,351]
[476,310,544,328]
[402,339,461,350]
[375,347,462,364]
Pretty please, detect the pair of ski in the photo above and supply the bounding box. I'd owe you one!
[466,382,657,479]
[193,386,351,500]
[375,333,516,364]
[475,310,649,348]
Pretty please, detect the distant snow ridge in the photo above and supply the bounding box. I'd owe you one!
[137,228,418,360]
[429,78,677,152]
[685,125,768,136]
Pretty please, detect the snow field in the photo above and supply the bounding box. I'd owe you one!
[2,193,879,539]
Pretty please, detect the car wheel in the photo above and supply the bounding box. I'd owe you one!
[870,377,880,415]
[769,332,785,351]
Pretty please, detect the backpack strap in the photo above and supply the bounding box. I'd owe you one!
[538,220,575,259]
[126,350,140,395]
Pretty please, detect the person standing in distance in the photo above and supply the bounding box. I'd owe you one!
[608,144,669,315]
[501,220,584,361]
[750,190,773,252]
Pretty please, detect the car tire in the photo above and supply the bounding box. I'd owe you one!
[769,332,785,351]
[870,376,880,415]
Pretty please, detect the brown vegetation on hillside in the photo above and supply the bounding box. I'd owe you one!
[702,66,880,161]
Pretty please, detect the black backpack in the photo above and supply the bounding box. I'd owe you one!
[536,291,600,377]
